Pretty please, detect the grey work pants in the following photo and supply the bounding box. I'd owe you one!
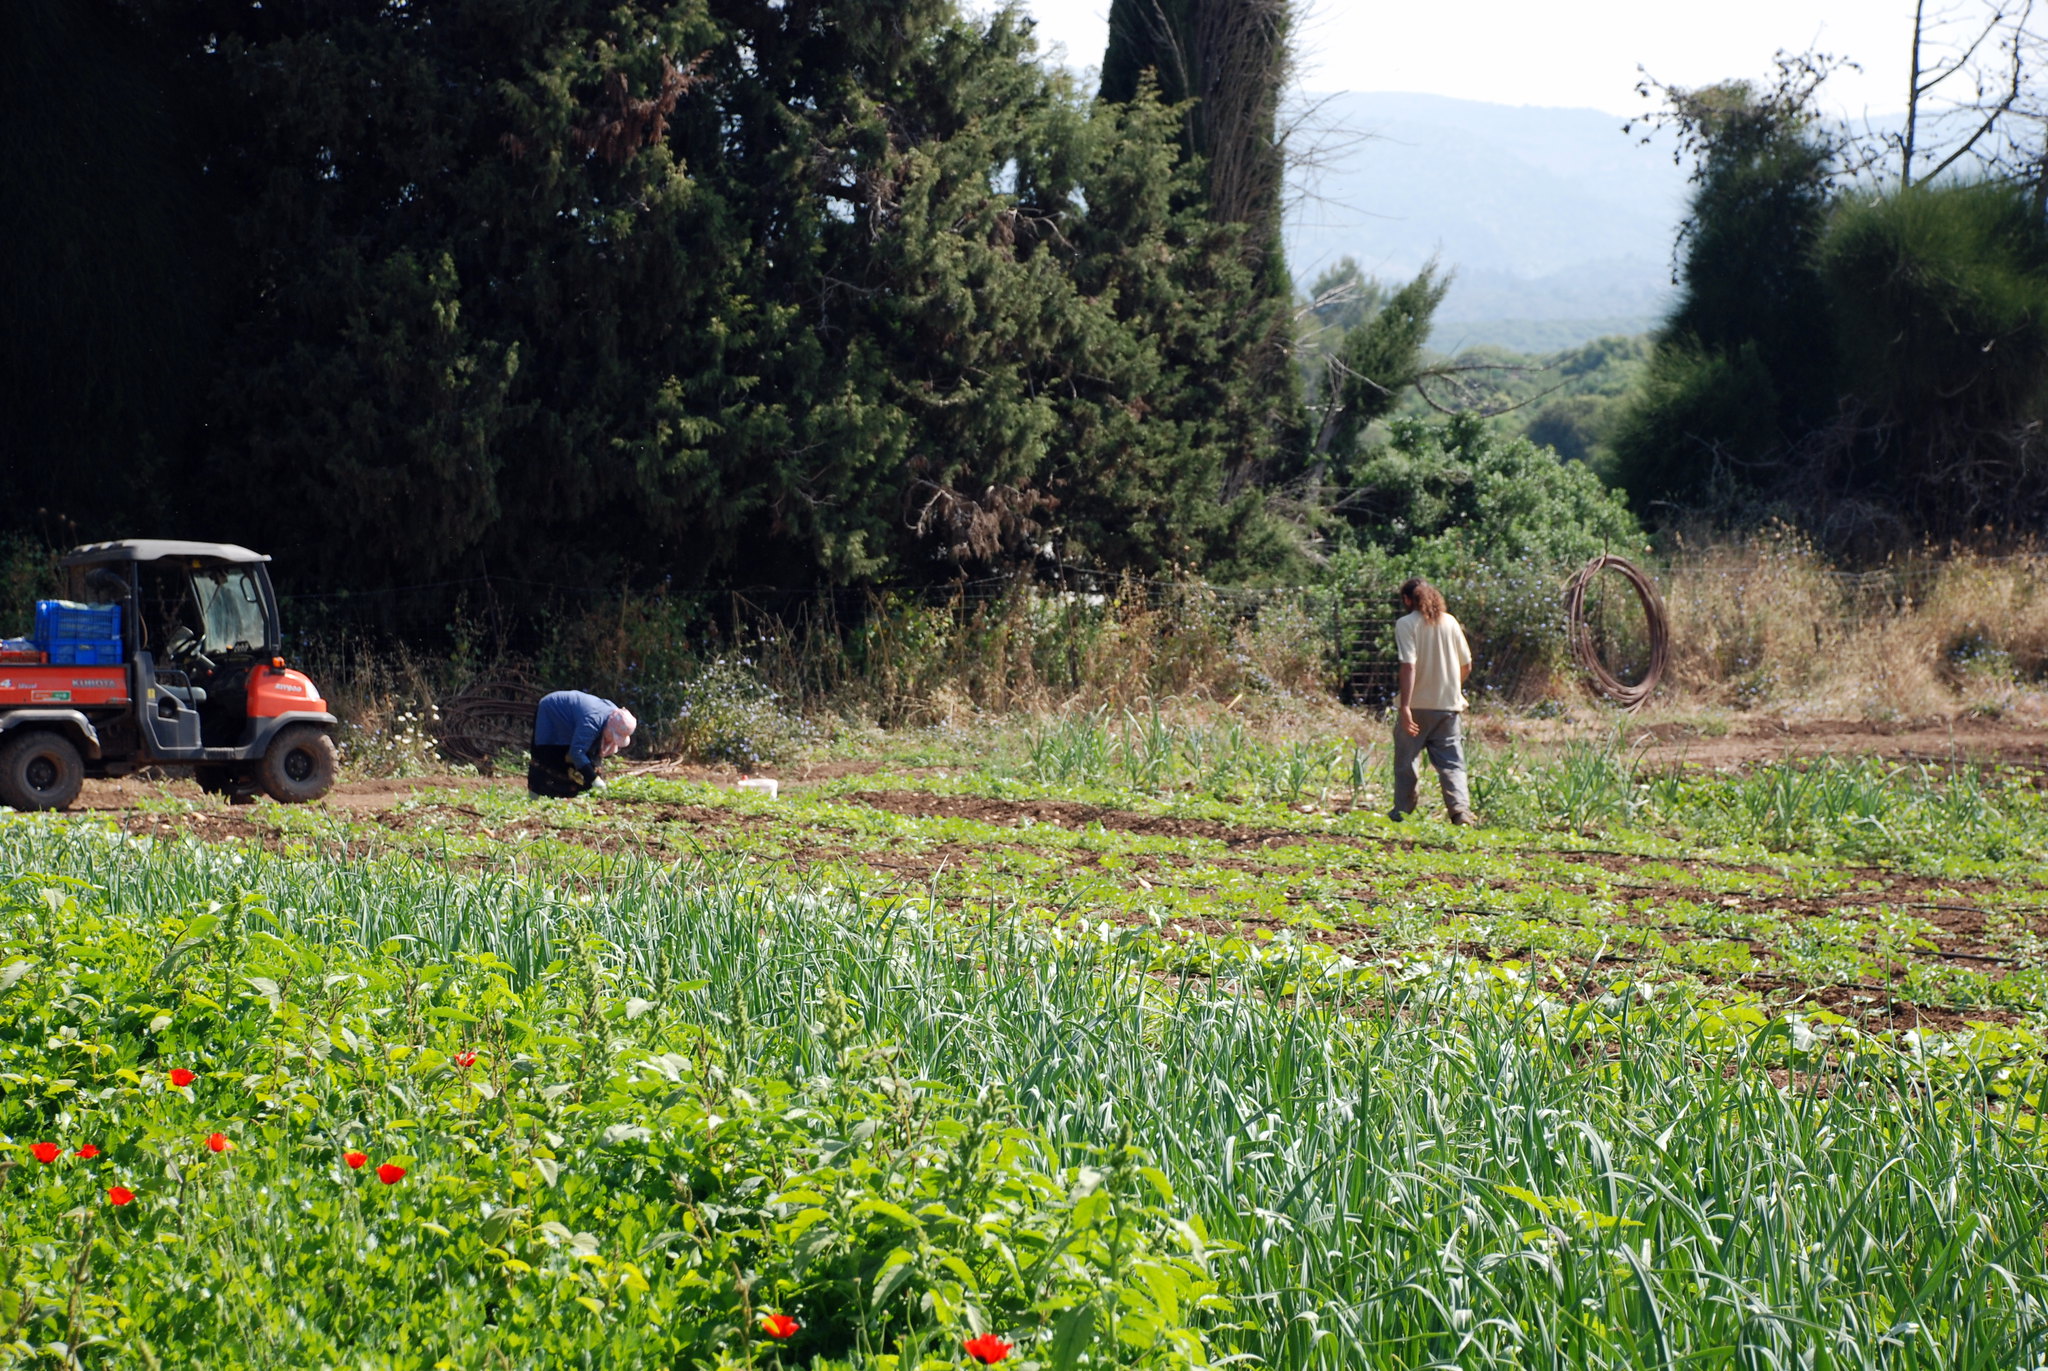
[1393,708,1471,817]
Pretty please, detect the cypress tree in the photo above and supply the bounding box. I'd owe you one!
[1098,0,1304,499]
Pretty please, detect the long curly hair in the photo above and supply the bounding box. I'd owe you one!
[1399,577,1446,624]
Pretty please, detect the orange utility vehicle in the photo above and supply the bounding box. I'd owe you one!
[0,541,337,811]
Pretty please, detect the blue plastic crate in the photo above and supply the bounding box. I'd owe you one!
[48,641,123,666]
[35,600,122,646]
[37,600,123,643]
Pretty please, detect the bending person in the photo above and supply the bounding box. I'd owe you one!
[529,690,637,798]
[1390,578,1476,826]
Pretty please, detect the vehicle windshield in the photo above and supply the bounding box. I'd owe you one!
[191,567,270,653]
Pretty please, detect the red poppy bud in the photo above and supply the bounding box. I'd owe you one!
[107,1186,136,1206]
[206,1133,230,1153]
[761,1313,799,1340]
[30,1142,59,1164]
[963,1334,1013,1365]
[169,1068,196,1088]
[455,1051,477,1069]
[377,1163,407,1185]
[344,1151,369,1169]
[76,1144,100,1160]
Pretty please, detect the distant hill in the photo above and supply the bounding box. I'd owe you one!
[1284,92,1691,349]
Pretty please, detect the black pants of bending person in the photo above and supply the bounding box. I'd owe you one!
[528,742,599,798]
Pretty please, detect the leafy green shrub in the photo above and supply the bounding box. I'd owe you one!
[1816,182,2048,534]
[660,657,816,768]
[0,533,58,638]
[1328,413,1645,696]
[0,883,1231,1368]
[1607,337,1783,510]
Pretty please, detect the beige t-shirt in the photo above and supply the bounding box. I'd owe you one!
[1395,611,1472,712]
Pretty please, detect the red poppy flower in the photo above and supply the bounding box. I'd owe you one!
[169,1068,196,1088]
[75,1144,100,1160]
[206,1133,230,1153]
[344,1150,368,1169]
[963,1334,1013,1365]
[454,1051,477,1069]
[376,1163,407,1185]
[760,1313,799,1340]
[30,1142,60,1164]
[107,1186,136,1207]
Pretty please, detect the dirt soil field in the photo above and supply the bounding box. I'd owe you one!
[63,757,2048,1030]
[67,716,2048,815]
[69,757,950,812]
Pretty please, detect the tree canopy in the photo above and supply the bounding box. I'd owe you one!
[4,0,1313,625]
[1612,61,2048,547]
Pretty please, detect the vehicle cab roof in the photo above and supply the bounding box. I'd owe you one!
[60,540,271,567]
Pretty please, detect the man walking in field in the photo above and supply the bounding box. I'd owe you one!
[1390,577,1477,826]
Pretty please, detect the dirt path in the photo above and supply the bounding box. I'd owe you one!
[68,756,956,812]
[71,773,520,812]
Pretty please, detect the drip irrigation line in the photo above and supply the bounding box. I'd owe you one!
[1563,554,1669,712]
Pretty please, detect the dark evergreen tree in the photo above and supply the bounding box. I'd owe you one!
[1614,62,2048,544]
[1324,265,1450,457]
[9,0,1311,621]
[1610,72,1839,514]
[0,0,230,542]
[1815,182,2048,540]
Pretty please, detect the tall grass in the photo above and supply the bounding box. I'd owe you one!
[1022,708,1368,805]
[1660,531,2048,718]
[9,820,2046,1367]
[276,533,2048,776]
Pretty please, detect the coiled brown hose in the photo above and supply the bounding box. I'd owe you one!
[1563,554,1668,711]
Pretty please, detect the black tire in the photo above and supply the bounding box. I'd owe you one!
[257,724,338,804]
[0,730,86,812]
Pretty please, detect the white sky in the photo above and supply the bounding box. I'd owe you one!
[1014,0,1927,119]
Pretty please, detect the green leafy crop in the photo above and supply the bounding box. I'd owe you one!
[0,882,1229,1369]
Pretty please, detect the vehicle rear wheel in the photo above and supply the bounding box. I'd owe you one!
[257,724,337,804]
[0,730,86,812]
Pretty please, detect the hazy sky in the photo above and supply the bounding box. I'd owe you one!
[1012,0,1926,118]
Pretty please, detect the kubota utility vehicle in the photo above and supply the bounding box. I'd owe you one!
[0,541,337,811]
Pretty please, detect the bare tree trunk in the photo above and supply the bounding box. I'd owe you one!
[1101,0,1291,241]
[1904,0,1925,185]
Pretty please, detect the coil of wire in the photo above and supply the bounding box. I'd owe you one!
[436,670,542,768]
[1563,554,1668,711]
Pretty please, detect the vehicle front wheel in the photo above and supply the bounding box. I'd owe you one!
[257,724,338,804]
[0,730,86,812]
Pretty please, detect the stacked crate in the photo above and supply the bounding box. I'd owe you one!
[33,601,123,665]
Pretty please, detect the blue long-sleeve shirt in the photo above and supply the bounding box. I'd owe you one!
[533,690,618,772]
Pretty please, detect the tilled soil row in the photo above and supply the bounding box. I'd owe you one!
[90,785,2046,1022]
